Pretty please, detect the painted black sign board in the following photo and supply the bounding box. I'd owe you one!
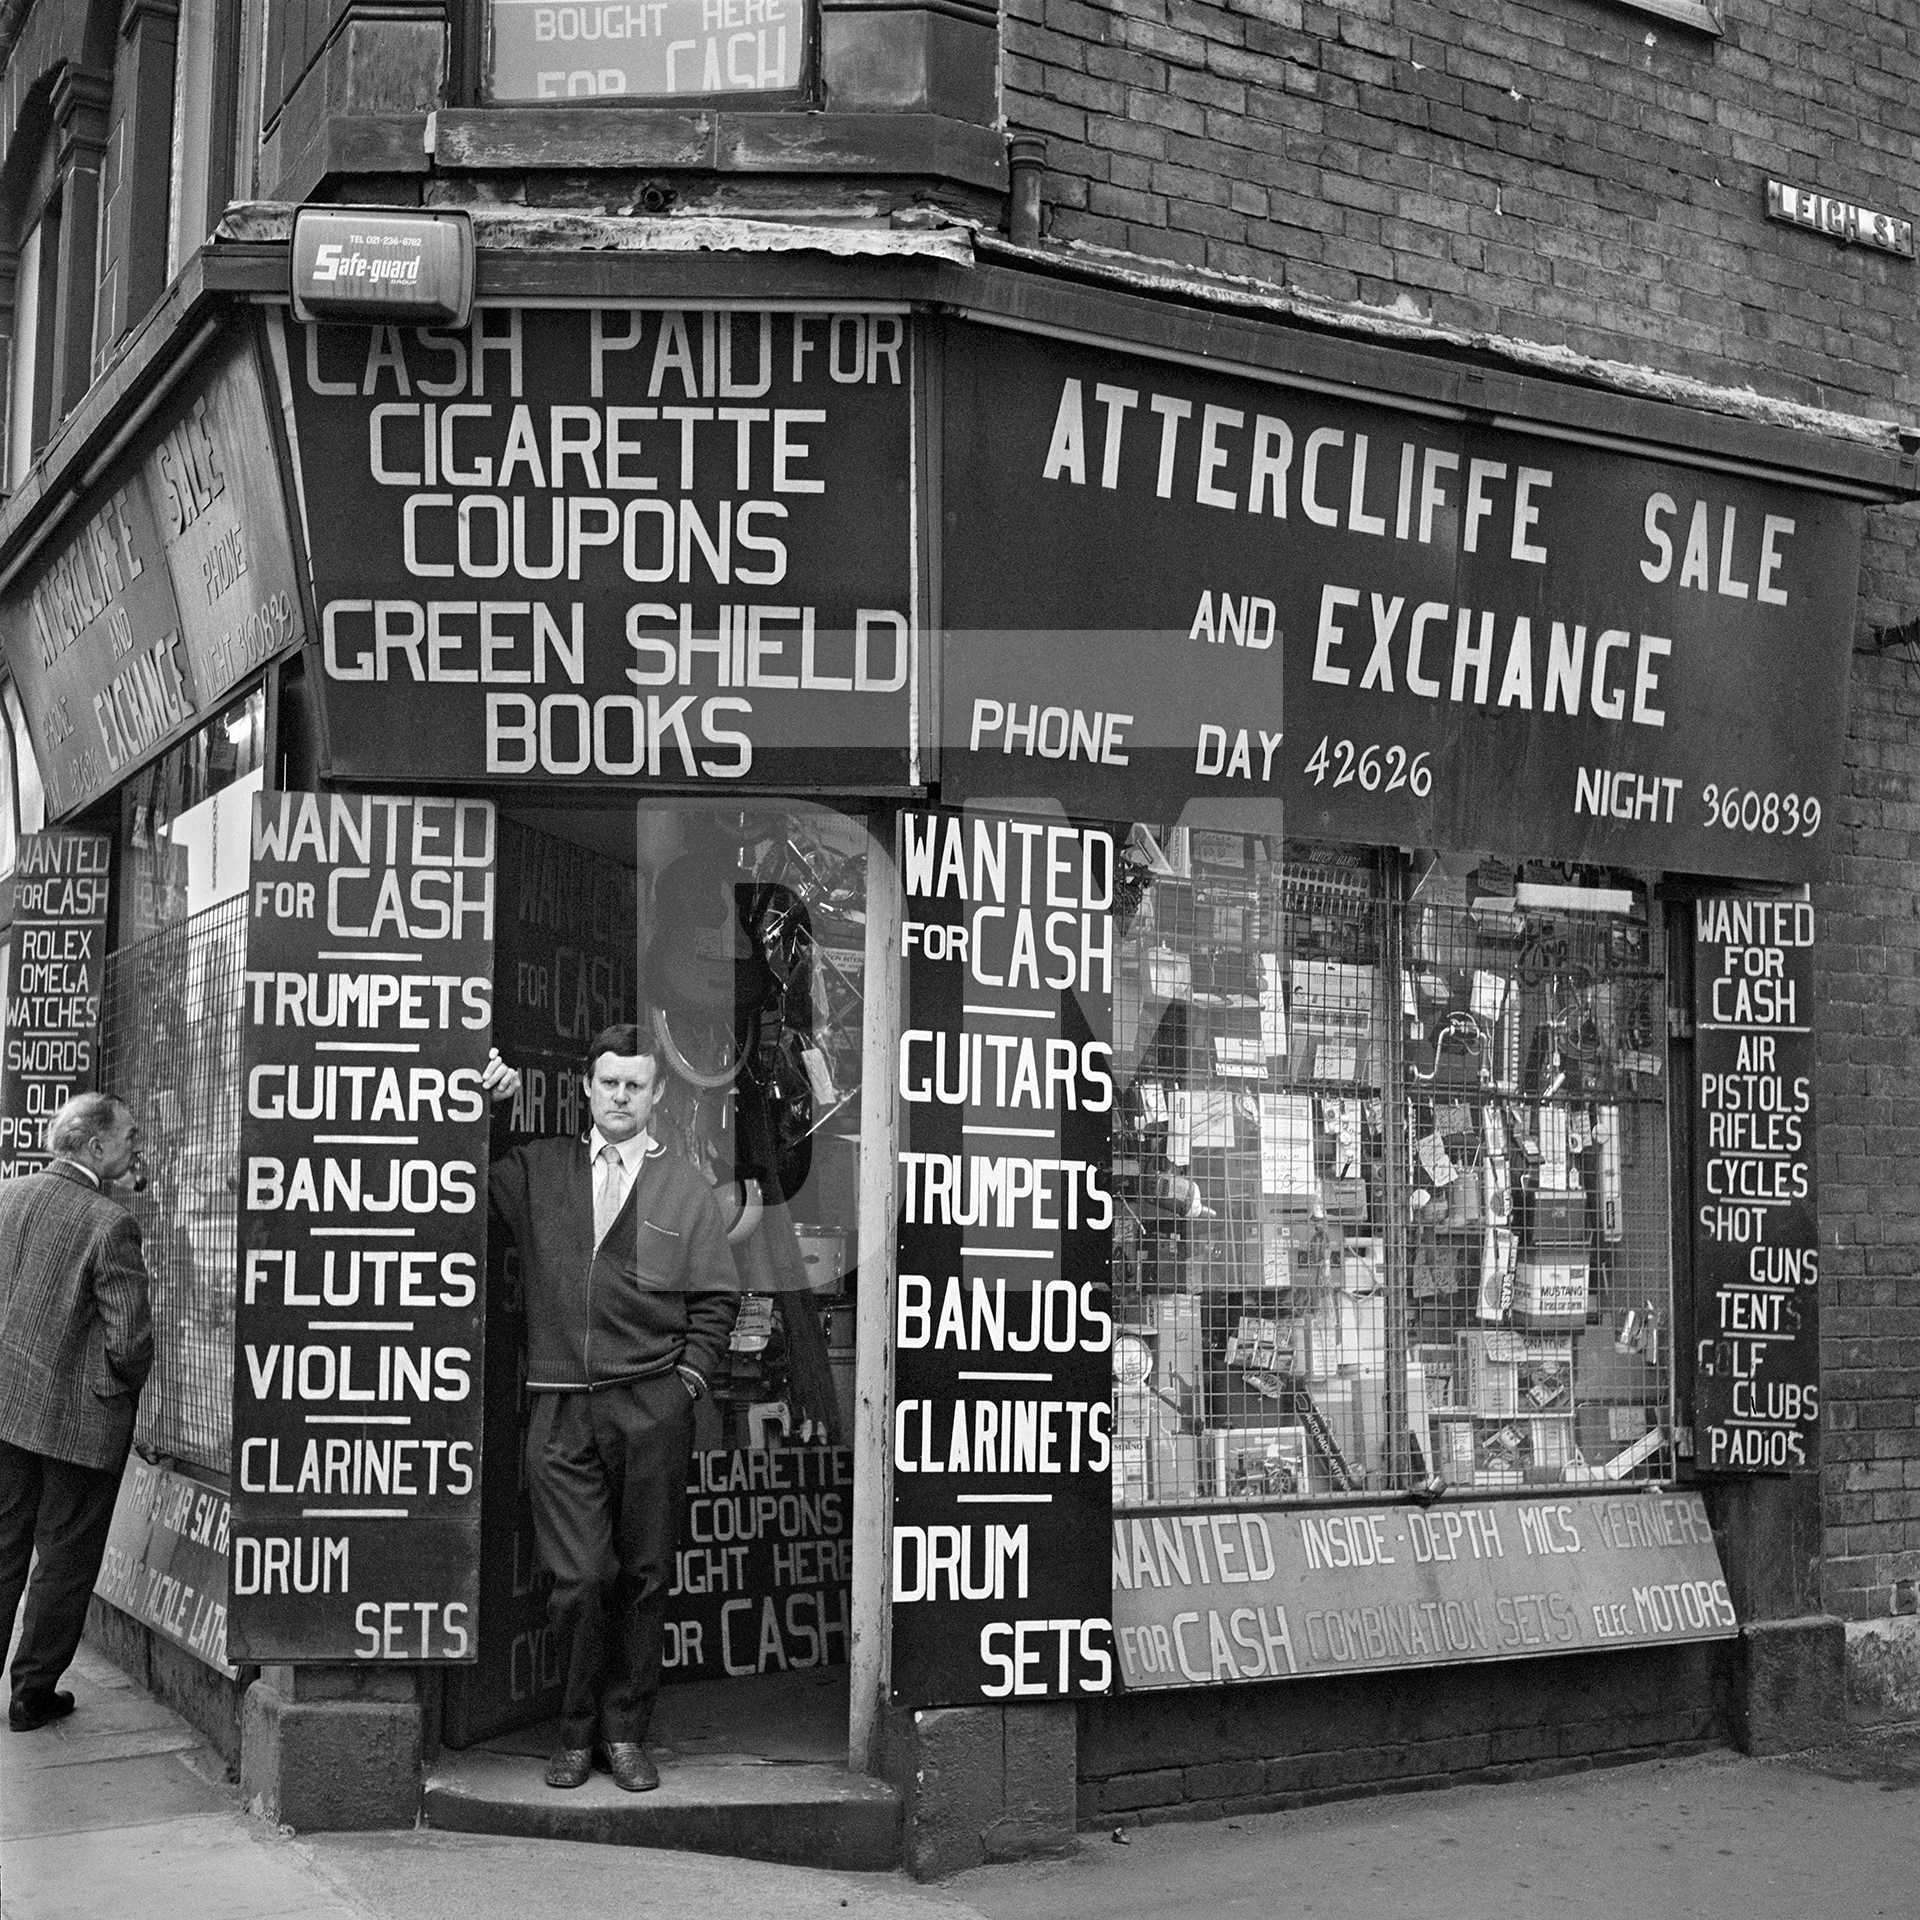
[890,807,1116,1705]
[95,1457,237,1677]
[0,831,110,1174]
[229,791,495,1661]
[1690,895,1819,1474]
[276,307,917,794]
[0,334,305,819]
[939,322,1860,881]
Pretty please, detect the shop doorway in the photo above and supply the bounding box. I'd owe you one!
[442,800,870,1773]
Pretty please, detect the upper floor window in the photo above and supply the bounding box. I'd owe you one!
[167,0,222,281]
[484,0,807,102]
[6,207,55,491]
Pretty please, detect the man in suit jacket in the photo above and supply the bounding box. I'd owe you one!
[0,1091,150,1733]
[484,1025,738,1793]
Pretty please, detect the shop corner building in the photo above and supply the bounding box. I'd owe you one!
[0,0,1914,1876]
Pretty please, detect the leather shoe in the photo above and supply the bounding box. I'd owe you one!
[9,1691,75,1732]
[544,1746,593,1789]
[606,1741,659,1792]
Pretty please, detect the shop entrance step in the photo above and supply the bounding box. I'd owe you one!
[422,1747,901,1869]
[425,1672,896,1869]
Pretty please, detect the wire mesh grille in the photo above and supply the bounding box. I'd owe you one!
[101,895,249,1473]
[1111,833,1672,1507]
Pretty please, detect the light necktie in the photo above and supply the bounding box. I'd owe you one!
[594,1143,623,1245]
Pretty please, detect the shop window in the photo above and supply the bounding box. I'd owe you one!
[483,0,809,103]
[166,0,220,281]
[104,889,251,1473]
[91,118,121,383]
[1111,829,1672,1508]
[5,211,52,490]
[233,0,269,204]
[119,685,267,943]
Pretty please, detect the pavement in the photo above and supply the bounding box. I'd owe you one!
[7,1641,1920,1920]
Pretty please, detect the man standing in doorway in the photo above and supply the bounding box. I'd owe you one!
[0,1093,151,1732]
[483,1026,738,1792]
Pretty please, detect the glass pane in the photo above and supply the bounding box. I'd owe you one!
[0,707,17,880]
[485,0,809,103]
[636,799,866,1448]
[1111,829,1672,1509]
[1397,863,1672,1497]
[106,894,251,1472]
[7,220,41,489]
[490,799,867,1449]
[4,683,44,834]
[119,686,266,940]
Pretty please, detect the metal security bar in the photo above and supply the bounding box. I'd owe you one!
[1111,833,1672,1507]
[101,896,249,1473]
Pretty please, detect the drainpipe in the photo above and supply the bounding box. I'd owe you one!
[1007,135,1047,248]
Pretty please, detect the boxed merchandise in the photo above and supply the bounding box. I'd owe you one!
[1260,954,1288,1062]
[1321,1175,1369,1221]
[1433,1416,1478,1481]
[1607,1404,1656,1443]
[1260,1216,1299,1289]
[1114,1383,1155,1442]
[1476,1423,1529,1486]
[1406,1360,1433,1473]
[1212,1425,1310,1499]
[1459,1331,1574,1414]
[1154,1294,1202,1409]
[1223,1315,1287,1373]
[1513,1259,1588,1328]
[1518,1187,1589,1250]
[1413,1343,1458,1408]
[1114,1330,1155,1440]
[1259,1198,1326,1287]
[1288,961,1378,1082]
[1214,1035,1265,1077]
[1149,1419,1203,1501]
[1520,1348,1573,1412]
[1304,1289,1381,1375]
[1257,1092,1319,1203]
[1529,1416,1576,1470]
[1306,1371,1387,1480]
[1341,1236,1384,1295]
[1458,1332,1520,1416]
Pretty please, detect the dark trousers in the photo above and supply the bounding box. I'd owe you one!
[0,1437,124,1710]
[526,1375,693,1750]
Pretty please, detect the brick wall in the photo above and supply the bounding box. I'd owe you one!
[1004,0,1920,415]
[1009,0,1920,1630]
[1079,1643,1727,1825]
[1819,502,1920,1622]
